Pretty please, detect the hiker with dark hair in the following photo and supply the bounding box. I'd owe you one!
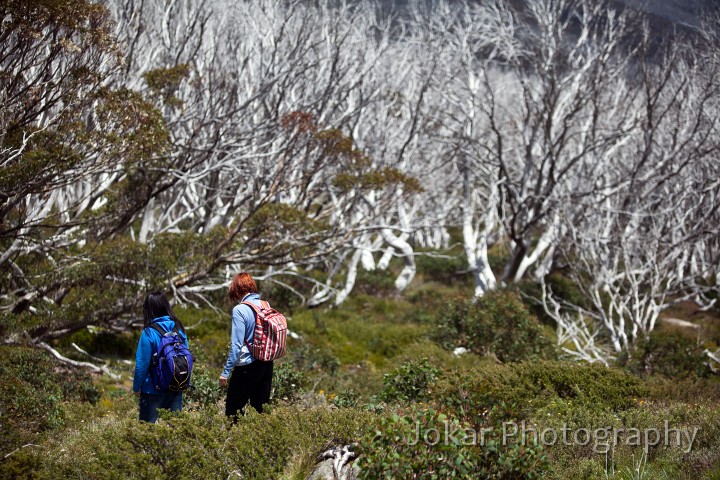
[133,291,191,423]
[220,272,287,419]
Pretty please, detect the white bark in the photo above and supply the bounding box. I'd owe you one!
[380,228,416,292]
[334,247,364,306]
[38,342,121,380]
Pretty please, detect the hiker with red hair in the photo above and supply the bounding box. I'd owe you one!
[219,272,286,418]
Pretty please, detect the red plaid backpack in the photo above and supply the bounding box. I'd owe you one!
[242,300,288,361]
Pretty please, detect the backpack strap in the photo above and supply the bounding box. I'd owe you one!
[240,301,260,314]
[241,300,271,315]
[147,323,178,336]
[240,301,265,348]
[147,323,165,336]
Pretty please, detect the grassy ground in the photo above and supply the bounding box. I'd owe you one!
[2,269,720,479]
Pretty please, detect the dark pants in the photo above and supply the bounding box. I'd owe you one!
[139,392,183,423]
[225,360,273,419]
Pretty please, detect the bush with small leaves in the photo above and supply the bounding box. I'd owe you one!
[620,328,711,379]
[380,358,440,403]
[0,346,100,455]
[415,251,468,285]
[358,403,549,479]
[185,366,224,408]
[436,361,644,419]
[433,290,557,362]
[3,406,373,479]
[272,361,306,403]
[355,269,397,296]
[333,389,359,408]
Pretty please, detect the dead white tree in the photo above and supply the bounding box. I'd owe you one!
[543,23,720,357]
[419,0,640,296]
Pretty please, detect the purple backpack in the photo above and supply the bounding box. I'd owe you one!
[148,324,194,392]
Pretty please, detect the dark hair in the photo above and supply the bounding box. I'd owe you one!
[143,291,185,332]
[228,272,259,302]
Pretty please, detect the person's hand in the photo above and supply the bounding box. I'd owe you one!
[133,391,140,397]
[219,376,228,388]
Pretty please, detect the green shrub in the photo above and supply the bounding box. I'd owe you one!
[368,335,401,357]
[5,407,373,479]
[504,362,642,411]
[487,244,510,273]
[61,372,102,404]
[437,361,644,417]
[536,400,720,480]
[272,361,306,403]
[354,269,397,296]
[516,275,592,327]
[644,376,720,404]
[289,299,428,370]
[543,273,590,310]
[415,252,468,285]
[380,358,440,403]
[358,403,549,479]
[405,284,468,324]
[433,290,557,362]
[333,388,360,408]
[185,366,224,408]
[0,346,100,454]
[257,275,314,313]
[358,407,478,479]
[59,327,137,358]
[621,328,711,379]
[176,306,232,370]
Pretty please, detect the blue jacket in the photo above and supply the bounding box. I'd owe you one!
[133,316,189,394]
[221,293,261,378]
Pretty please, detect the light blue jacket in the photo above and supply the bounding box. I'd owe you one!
[221,293,261,378]
[133,316,189,394]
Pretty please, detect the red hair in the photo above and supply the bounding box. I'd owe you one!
[229,272,258,302]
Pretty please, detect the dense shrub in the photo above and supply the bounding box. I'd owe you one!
[380,358,440,403]
[272,361,306,402]
[487,244,510,273]
[0,347,100,454]
[4,285,720,479]
[433,290,557,362]
[621,328,711,379]
[536,400,720,480]
[359,403,549,479]
[59,327,137,358]
[257,275,314,313]
[190,330,230,371]
[333,388,360,408]
[3,407,372,480]
[404,283,468,325]
[542,274,589,310]
[290,299,428,370]
[437,361,644,417]
[516,274,591,327]
[645,376,720,404]
[185,366,224,408]
[415,252,468,285]
[290,341,341,375]
[354,268,397,296]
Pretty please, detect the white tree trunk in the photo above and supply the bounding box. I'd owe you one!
[380,229,416,292]
[334,247,364,305]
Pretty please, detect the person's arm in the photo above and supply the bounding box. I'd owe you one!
[133,331,152,394]
[220,306,246,383]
